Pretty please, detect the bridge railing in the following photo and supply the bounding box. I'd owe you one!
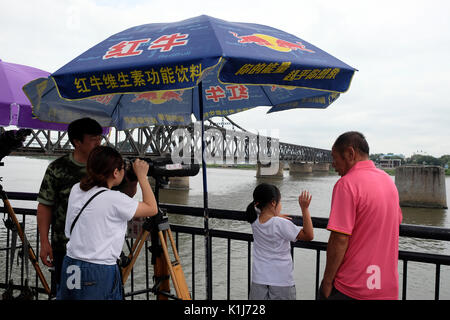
[2,191,450,300]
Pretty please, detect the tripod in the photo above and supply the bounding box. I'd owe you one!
[0,129,50,298]
[120,177,191,300]
[0,183,51,298]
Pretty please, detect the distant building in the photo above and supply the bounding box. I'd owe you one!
[378,158,402,169]
[377,153,404,169]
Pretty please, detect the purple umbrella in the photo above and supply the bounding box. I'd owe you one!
[0,59,69,130]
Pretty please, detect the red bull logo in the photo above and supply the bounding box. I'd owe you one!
[230,31,315,53]
[88,95,114,105]
[131,90,184,104]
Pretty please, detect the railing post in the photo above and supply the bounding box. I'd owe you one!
[227,238,231,300]
[247,241,251,298]
[315,249,321,300]
[191,234,195,300]
[402,260,408,300]
[435,264,441,300]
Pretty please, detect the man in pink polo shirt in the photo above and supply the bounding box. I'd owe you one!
[320,131,402,300]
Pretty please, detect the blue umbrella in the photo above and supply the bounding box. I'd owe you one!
[23,15,356,299]
[24,15,355,130]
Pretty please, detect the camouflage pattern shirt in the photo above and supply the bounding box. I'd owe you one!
[37,153,86,252]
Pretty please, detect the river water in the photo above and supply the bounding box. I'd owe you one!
[1,156,449,300]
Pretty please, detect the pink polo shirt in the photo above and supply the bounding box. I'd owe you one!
[327,160,402,300]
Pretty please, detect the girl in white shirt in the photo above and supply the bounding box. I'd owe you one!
[246,183,313,300]
[56,146,158,300]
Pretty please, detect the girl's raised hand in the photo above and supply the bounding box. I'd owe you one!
[298,191,312,211]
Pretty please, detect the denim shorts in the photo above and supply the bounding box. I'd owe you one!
[56,255,123,300]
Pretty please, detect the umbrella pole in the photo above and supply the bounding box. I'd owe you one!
[198,81,213,300]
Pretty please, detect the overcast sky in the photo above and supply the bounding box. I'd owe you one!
[1,0,449,157]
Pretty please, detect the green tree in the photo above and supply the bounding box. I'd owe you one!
[370,153,384,163]
[439,155,450,167]
[407,154,441,166]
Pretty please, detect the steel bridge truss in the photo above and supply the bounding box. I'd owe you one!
[3,125,331,164]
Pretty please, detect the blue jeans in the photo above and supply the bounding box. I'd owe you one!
[56,255,123,300]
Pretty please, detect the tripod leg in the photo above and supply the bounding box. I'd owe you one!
[166,229,191,300]
[158,231,182,296]
[154,231,170,300]
[2,197,51,296]
[121,229,149,284]
[167,229,181,263]
[128,228,143,257]
[158,230,191,300]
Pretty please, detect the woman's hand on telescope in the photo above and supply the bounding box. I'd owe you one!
[132,159,158,218]
[132,159,149,181]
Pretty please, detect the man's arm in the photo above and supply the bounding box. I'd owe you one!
[37,203,54,267]
[321,231,350,298]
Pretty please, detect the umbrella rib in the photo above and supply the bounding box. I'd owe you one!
[206,16,226,56]
[111,94,124,121]
[260,86,275,108]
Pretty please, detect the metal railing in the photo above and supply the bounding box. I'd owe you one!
[2,191,450,300]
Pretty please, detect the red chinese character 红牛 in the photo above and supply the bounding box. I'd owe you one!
[226,85,249,101]
[205,86,226,102]
[148,33,189,52]
[103,39,150,59]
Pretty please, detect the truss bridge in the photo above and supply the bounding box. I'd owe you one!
[3,118,332,177]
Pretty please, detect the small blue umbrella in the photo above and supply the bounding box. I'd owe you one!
[24,15,356,299]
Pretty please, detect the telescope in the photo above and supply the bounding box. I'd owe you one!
[0,129,32,165]
[125,155,200,180]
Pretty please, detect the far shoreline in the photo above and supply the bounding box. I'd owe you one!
[206,164,450,176]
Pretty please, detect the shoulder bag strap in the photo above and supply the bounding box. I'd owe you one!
[70,189,107,235]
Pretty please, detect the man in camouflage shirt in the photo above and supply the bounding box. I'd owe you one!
[37,118,103,294]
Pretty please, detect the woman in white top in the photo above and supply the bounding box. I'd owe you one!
[246,183,314,300]
[56,146,158,300]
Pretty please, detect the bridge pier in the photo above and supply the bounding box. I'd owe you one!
[256,161,284,178]
[395,165,447,209]
[168,176,190,189]
[289,162,313,174]
[313,163,330,172]
[149,176,190,190]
